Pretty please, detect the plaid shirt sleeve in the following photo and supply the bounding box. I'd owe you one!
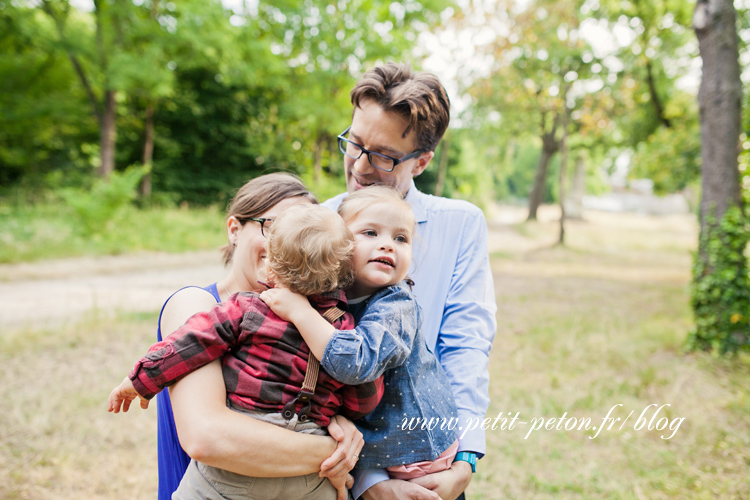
[338,376,384,420]
[129,294,248,399]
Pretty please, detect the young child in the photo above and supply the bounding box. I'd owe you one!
[260,186,459,484]
[108,204,383,500]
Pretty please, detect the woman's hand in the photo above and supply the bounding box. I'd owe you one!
[327,471,355,500]
[319,415,364,478]
[259,286,311,323]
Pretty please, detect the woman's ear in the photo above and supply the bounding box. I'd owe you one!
[227,216,241,244]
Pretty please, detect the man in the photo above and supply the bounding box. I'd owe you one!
[324,62,497,500]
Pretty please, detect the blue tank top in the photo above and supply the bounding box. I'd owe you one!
[156,284,220,500]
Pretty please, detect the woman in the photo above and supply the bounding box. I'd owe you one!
[156,173,363,500]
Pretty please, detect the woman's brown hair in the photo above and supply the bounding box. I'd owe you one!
[222,173,317,266]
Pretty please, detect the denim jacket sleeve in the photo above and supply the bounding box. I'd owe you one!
[320,283,419,385]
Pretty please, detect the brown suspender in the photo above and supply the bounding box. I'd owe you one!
[281,306,346,422]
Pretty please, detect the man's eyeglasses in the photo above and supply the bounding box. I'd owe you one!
[239,217,274,237]
[337,126,424,172]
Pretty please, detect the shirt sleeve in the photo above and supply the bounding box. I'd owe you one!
[338,376,385,420]
[437,209,497,456]
[320,286,419,385]
[351,468,390,500]
[129,295,248,399]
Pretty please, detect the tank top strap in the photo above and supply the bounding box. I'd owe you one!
[157,284,220,341]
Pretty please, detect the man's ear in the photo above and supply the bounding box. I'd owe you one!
[411,151,435,177]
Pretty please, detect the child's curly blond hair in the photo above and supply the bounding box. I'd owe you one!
[265,204,355,296]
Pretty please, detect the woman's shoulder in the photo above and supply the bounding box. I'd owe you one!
[160,286,220,339]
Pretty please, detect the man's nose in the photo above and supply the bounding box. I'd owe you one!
[352,154,374,174]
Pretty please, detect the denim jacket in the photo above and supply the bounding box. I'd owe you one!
[321,281,458,469]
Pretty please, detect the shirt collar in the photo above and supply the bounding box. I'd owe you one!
[309,289,348,309]
[404,180,427,223]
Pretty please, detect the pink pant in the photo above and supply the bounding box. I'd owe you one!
[386,440,460,480]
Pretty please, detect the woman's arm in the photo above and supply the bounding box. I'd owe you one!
[169,360,337,476]
[161,287,355,477]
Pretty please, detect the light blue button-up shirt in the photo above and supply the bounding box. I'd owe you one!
[324,182,497,498]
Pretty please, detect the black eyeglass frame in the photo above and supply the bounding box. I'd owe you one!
[337,126,425,172]
[238,217,274,237]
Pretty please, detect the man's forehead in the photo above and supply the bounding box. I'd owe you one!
[351,104,415,148]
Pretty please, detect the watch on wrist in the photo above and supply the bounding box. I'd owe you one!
[453,451,477,473]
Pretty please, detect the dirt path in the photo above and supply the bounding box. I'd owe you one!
[0,251,225,330]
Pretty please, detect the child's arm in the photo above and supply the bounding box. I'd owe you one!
[261,285,418,385]
[107,377,150,413]
[128,294,249,400]
[259,286,334,359]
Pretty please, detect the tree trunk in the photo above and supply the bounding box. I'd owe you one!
[99,90,117,179]
[313,136,324,184]
[694,0,742,239]
[140,103,155,197]
[527,111,561,221]
[527,146,555,220]
[434,137,450,197]
[558,112,570,245]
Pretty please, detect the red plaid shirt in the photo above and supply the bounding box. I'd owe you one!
[129,290,383,426]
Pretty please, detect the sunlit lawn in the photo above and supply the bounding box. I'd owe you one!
[471,209,750,500]
[1,207,749,499]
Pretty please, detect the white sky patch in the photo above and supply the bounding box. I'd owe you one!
[69,0,94,11]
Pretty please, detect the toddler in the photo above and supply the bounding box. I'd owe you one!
[260,186,459,486]
[108,204,383,500]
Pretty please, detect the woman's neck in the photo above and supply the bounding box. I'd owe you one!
[219,272,256,300]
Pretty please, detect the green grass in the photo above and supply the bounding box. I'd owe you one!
[469,212,750,500]
[0,201,226,264]
[0,176,345,264]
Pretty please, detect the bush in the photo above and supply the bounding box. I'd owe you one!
[59,165,147,235]
[689,206,750,354]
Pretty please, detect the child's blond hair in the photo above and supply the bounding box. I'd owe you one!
[337,185,415,231]
[265,204,355,295]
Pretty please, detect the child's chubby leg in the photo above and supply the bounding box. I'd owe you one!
[107,377,150,413]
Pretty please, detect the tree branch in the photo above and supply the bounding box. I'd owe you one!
[40,0,103,123]
[645,59,671,128]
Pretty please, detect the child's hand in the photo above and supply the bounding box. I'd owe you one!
[259,286,311,323]
[107,377,149,413]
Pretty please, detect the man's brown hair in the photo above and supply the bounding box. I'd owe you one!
[350,62,450,152]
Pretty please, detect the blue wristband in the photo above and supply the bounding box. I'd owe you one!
[453,451,477,473]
